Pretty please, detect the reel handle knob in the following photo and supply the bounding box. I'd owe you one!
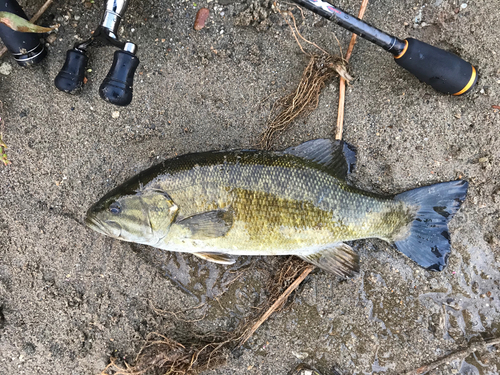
[54,49,88,93]
[99,50,139,106]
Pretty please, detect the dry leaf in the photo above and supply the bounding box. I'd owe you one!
[0,11,56,33]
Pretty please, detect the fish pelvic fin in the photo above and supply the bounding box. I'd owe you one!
[393,180,468,271]
[284,139,357,179]
[177,209,234,239]
[193,252,236,265]
[299,243,359,278]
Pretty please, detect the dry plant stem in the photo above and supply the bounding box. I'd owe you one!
[0,100,10,166]
[335,0,369,141]
[404,337,500,375]
[238,264,315,346]
[260,9,350,149]
[0,0,53,59]
[30,0,54,23]
[285,10,329,56]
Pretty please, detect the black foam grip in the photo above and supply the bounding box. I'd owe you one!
[99,50,139,106]
[394,38,477,95]
[54,49,88,94]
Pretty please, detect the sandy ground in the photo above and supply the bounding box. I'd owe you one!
[1,0,499,374]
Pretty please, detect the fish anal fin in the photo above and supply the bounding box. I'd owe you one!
[284,139,357,179]
[299,243,359,278]
[177,210,234,239]
[193,252,236,265]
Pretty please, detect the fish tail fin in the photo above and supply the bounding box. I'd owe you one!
[393,180,468,271]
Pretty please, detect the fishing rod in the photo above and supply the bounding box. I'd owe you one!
[292,0,477,96]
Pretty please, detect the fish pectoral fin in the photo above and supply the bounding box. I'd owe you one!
[284,139,357,179]
[299,243,359,278]
[193,252,236,265]
[177,210,234,239]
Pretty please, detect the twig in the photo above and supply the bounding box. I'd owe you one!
[30,0,54,24]
[0,0,54,59]
[0,100,10,166]
[404,337,500,375]
[149,301,207,323]
[335,0,369,140]
[238,264,315,346]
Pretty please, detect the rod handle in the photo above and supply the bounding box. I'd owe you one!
[394,38,477,95]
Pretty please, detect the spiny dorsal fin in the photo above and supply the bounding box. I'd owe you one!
[284,139,357,180]
[299,243,359,278]
[177,210,234,239]
[193,252,236,265]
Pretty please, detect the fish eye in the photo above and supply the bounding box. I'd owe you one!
[109,202,122,214]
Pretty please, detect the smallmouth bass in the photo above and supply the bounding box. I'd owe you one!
[86,139,468,276]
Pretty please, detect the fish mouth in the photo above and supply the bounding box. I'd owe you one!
[85,215,108,235]
[85,215,122,239]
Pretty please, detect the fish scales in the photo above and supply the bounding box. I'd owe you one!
[86,139,468,274]
[146,151,411,254]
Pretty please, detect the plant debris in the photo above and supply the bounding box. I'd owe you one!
[101,257,315,375]
[101,332,233,375]
[0,101,10,166]
[335,0,369,140]
[0,11,56,33]
[403,336,500,375]
[258,9,351,149]
[259,54,350,149]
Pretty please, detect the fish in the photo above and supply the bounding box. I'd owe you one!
[85,139,468,277]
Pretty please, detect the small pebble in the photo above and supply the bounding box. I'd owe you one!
[46,34,57,44]
[0,62,12,75]
[461,3,467,8]
[112,111,120,119]
[194,8,209,30]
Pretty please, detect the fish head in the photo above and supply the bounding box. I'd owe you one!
[85,188,178,246]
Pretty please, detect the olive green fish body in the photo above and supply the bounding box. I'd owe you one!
[148,151,411,255]
[86,139,468,275]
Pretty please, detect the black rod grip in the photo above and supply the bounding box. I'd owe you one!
[394,38,477,95]
[54,49,88,94]
[99,50,139,106]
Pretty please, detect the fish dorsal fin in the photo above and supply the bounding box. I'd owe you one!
[299,243,359,278]
[177,210,234,239]
[284,139,357,179]
[193,252,236,265]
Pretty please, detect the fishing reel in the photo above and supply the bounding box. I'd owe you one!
[54,0,139,106]
[0,0,47,66]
